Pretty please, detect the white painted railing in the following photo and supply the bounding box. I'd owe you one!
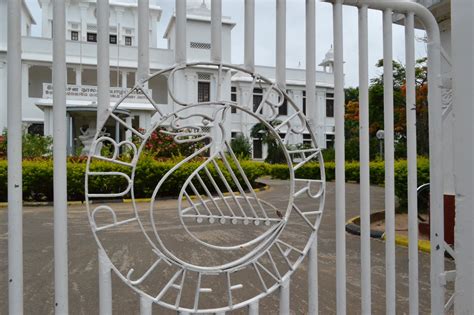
[5,0,454,314]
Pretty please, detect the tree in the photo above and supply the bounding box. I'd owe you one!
[250,120,286,164]
[230,134,252,160]
[344,57,429,160]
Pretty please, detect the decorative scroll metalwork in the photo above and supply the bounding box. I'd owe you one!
[85,62,326,313]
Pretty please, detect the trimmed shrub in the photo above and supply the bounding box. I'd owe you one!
[230,135,252,160]
[0,157,429,206]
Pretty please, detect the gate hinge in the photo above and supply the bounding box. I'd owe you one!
[439,270,456,286]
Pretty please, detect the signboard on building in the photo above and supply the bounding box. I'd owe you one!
[42,84,153,103]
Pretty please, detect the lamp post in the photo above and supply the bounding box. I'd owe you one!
[376,129,384,159]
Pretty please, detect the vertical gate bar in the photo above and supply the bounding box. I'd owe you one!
[175,0,187,64]
[211,0,222,63]
[140,296,153,315]
[99,248,113,315]
[97,0,110,129]
[382,9,396,315]
[358,5,371,315]
[7,0,23,313]
[248,301,259,315]
[244,0,255,72]
[276,1,288,310]
[308,236,318,314]
[138,0,150,84]
[333,1,346,314]
[52,0,69,313]
[279,278,290,315]
[276,0,288,309]
[404,12,419,315]
[424,13,445,315]
[306,7,318,308]
[452,0,474,313]
[275,0,286,89]
[305,0,316,134]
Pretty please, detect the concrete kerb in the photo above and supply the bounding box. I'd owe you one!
[345,210,431,253]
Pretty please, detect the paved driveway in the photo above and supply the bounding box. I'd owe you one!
[0,180,454,314]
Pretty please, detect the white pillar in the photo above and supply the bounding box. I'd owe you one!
[97,0,110,129]
[40,0,51,38]
[137,0,149,84]
[452,0,474,313]
[52,0,68,313]
[79,3,88,41]
[115,8,124,45]
[7,0,24,313]
[75,66,82,85]
[125,116,132,141]
[21,64,29,116]
[121,71,128,89]
[150,14,158,48]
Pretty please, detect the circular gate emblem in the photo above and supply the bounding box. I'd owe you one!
[85,63,325,313]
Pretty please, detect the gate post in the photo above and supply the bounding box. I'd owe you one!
[452,0,474,313]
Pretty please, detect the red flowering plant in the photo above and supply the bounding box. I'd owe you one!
[136,127,205,159]
[0,132,6,158]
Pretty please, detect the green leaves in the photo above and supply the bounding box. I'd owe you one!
[0,157,429,210]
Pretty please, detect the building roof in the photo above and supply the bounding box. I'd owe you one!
[163,1,236,39]
[23,0,37,25]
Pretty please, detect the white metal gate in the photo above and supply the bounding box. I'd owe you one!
[5,0,460,314]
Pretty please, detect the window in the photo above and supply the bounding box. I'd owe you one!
[71,31,79,41]
[326,134,335,148]
[326,92,334,118]
[231,86,237,113]
[109,34,117,44]
[253,88,263,112]
[253,139,263,159]
[87,32,97,42]
[278,91,288,116]
[27,123,44,136]
[125,36,132,46]
[303,133,312,146]
[302,91,306,115]
[198,82,211,103]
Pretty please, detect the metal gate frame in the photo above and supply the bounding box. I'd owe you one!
[5,0,463,314]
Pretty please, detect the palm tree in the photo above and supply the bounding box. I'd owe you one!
[250,120,285,164]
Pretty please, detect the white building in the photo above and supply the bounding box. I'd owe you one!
[0,0,335,159]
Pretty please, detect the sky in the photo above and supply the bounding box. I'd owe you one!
[26,0,428,88]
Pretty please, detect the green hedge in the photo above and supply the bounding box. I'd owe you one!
[0,157,270,202]
[267,158,430,209]
[0,158,429,205]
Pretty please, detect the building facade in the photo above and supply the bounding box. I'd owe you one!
[0,0,335,159]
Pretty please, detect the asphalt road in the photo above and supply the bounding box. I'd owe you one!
[0,179,454,314]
